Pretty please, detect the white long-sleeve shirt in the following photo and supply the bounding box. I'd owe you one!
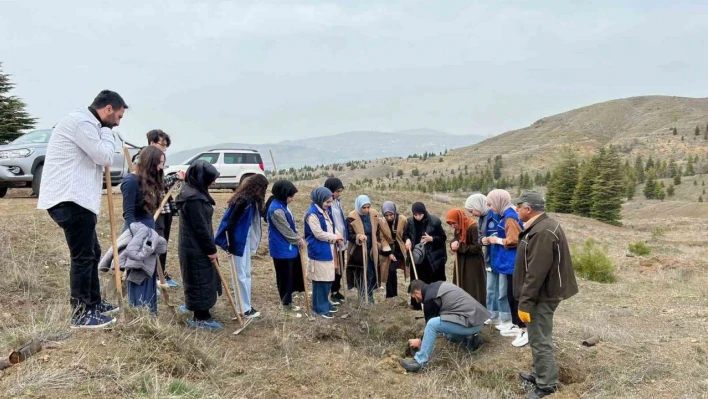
[37,108,117,215]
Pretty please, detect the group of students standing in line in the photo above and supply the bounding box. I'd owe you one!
[37,90,577,398]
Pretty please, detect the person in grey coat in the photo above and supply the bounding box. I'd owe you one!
[400,280,491,372]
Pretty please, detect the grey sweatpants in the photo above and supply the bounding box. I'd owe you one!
[528,301,560,390]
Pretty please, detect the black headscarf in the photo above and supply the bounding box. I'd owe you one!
[181,160,219,205]
[324,177,344,193]
[263,179,298,221]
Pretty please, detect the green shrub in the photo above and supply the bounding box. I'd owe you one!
[651,227,664,238]
[571,238,616,283]
[628,241,652,256]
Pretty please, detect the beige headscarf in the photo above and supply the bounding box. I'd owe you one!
[486,189,513,216]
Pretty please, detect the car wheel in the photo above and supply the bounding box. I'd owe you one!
[32,164,43,197]
[0,187,7,198]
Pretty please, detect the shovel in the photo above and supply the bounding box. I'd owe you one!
[211,258,251,335]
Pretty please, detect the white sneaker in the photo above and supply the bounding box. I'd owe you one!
[512,331,529,347]
[484,318,494,325]
[495,321,514,331]
[501,325,522,337]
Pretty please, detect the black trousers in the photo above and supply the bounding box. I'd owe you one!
[385,259,399,298]
[331,250,345,293]
[273,257,305,305]
[48,202,102,312]
[507,274,526,328]
[155,212,173,277]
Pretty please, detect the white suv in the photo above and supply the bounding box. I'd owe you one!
[165,148,266,190]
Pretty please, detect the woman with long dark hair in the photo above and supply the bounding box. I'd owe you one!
[215,174,269,319]
[265,180,305,318]
[120,146,166,313]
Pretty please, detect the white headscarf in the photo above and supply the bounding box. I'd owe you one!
[464,194,489,216]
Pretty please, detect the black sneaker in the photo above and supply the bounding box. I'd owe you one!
[320,312,334,319]
[399,358,423,372]
[329,306,338,313]
[519,371,537,386]
[332,292,346,302]
[95,301,119,315]
[466,334,484,352]
[244,308,261,319]
[527,386,557,399]
[71,309,116,329]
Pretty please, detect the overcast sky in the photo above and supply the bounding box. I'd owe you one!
[2,1,707,152]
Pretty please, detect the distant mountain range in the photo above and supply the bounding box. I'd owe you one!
[167,129,486,169]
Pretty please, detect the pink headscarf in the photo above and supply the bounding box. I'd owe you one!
[487,189,513,216]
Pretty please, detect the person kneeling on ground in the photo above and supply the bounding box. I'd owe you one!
[399,279,491,372]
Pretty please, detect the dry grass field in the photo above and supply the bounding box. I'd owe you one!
[1,187,707,398]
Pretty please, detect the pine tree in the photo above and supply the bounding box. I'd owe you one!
[644,169,658,199]
[686,157,695,176]
[673,127,678,135]
[667,183,675,197]
[696,125,701,136]
[493,155,503,180]
[668,158,678,178]
[674,174,682,185]
[634,156,645,183]
[545,171,552,185]
[699,195,704,203]
[694,179,698,186]
[645,156,655,171]
[0,63,37,142]
[572,156,600,217]
[546,150,578,214]
[590,147,625,225]
[625,164,637,200]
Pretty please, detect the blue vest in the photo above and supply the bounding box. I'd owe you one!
[304,204,334,262]
[491,207,523,275]
[326,199,348,242]
[267,199,298,259]
[215,200,255,257]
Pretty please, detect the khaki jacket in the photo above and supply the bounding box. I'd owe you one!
[513,213,579,312]
[378,214,409,282]
[346,209,389,273]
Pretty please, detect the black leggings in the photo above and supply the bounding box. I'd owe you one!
[386,259,399,298]
[507,274,526,328]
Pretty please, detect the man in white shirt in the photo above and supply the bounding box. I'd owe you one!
[38,90,127,329]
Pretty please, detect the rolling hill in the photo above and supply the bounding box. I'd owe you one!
[166,129,485,169]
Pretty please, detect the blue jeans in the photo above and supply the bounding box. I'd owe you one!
[414,317,483,365]
[486,271,510,321]
[312,281,333,315]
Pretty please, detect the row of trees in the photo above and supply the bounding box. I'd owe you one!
[546,147,625,225]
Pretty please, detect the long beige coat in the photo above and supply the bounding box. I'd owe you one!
[305,206,337,282]
[378,214,409,283]
[346,209,389,276]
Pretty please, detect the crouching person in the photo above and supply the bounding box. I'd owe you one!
[399,279,491,372]
[176,160,223,330]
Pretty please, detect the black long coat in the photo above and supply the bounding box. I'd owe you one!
[177,184,221,311]
[404,213,447,283]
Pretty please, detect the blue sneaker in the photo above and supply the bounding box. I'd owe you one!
[186,319,223,330]
[178,305,190,314]
[71,309,116,329]
[165,277,181,288]
[95,301,119,315]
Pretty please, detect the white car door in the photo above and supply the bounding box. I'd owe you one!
[220,152,244,186]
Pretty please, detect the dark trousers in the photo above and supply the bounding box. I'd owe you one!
[331,250,345,293]
[529,301,560,389]
[506,274,526,328]
[48,202,102,312]
[155,212,173,277]
[273,257,305,306]
[385,259,399,298]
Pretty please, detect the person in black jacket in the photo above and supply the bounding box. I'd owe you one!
[404,202,447,309]
[176,160,222,330]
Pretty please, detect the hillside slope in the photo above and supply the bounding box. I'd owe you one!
[288,96,708,187]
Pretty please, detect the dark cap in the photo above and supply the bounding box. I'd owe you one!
[511,190,546,206]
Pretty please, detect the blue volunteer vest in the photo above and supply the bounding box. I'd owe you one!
[304,204,334,262]
[491,207,523,275]
[215,200,255,257]
[267,199,298,259]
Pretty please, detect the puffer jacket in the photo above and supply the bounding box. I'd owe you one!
[99,222,167,285]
